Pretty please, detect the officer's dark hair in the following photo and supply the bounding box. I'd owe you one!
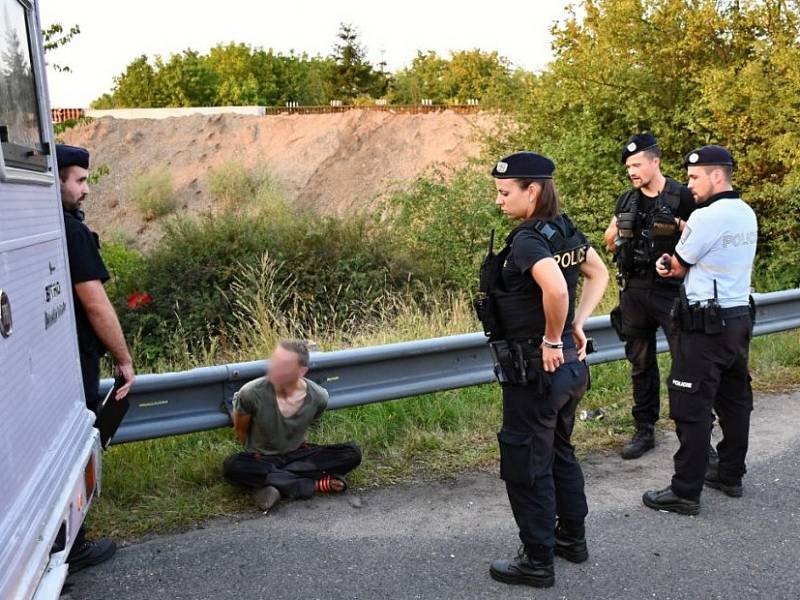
[703,165,733,182]
[58,165,80,183]
[278,339,310,367]
[515,178,560,221]
[642,146,662,160]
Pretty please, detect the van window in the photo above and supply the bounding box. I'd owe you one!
[0,0,48,172]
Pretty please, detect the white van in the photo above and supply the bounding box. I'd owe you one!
[0,0,102,598]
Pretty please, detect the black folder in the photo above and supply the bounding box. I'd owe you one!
[95,377,129,449]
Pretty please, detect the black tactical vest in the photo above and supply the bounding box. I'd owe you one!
[475,214,589,342]
[614,178,683,278]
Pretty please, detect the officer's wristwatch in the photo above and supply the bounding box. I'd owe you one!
[542,337,564,349]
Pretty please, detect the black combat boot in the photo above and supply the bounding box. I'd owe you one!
[704,466,743,498]
[554,519,588,563]
[622,425,655,460]
[642,486,700,516]
[490,544,555,588]
[67,537,116,573]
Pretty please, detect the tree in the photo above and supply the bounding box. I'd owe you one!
[389,51,449,104]
[330,23,387,100]
[93,55,162,108]
[155,50,218,107]
[388,49,525,106]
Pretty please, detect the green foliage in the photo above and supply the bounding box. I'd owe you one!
[388,49,528,107]
[42,22,80,73]
[207,161,283,211]
[87,163,110,185]
[100,241,144,304]
[330,23,389,100]
[93,29,525,109]
[387,165,508,290]
[108,170,434,364]
[53,116,94,137]
[130,166,177,220]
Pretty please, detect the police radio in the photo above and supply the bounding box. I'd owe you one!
[704,280,722,334]
[474,229,498,338]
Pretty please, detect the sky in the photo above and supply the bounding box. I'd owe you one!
[39,0,572,107]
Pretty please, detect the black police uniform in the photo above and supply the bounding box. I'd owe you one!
[476,152,592,587]
[58,144,111,413]
[63,210,110,413]
[643,145,758,515]
[611,134,695,454]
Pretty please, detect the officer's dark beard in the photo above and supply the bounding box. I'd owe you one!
[63,196,86,221]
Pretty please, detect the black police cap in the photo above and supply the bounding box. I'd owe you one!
[55,144,90,170]
[491,151,555,179]
[621,133,659,163]
[683,144,735,169]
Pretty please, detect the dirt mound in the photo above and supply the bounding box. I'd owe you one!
[59,110,493,249]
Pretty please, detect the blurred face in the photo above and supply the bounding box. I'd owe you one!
[624,152,660,188]
[494,179,538,220]
[59,166,90,212]
[267,345,308,387]
[686,166,724,203]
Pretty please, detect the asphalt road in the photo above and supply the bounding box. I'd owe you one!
[65,390,800,600]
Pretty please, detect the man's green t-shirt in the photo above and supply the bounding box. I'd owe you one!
[233,377,329,455]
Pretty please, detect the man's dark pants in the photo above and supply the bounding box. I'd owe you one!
[72,349,102,552]
[619,281,679,427]
[223,443,362,499]
[668,315,753,500]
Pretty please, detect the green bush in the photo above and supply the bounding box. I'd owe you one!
[386,165,508,291]
[100,241,144,301]
[108,203,430,366]
[131,166,177,220]
[207,162,284,212]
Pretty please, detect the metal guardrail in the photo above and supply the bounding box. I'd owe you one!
[102,289,800,444]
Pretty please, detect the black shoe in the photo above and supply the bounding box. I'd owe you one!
[554,519,588,563]
[642,487,700,516]
[622,426,655,460]
[67,538,116,574]
[489,546,555,588]
[704,468,743,498]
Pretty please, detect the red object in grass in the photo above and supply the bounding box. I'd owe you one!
[127,290,153,310]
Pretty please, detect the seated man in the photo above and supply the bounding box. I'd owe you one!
[223,339,362,512]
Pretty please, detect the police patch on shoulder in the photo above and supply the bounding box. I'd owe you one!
[496,161,508,174]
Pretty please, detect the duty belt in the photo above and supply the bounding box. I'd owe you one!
[719,306,751,319]
[488,339,580,390]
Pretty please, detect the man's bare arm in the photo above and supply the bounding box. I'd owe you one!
[74,280,135,399]
[232,411,252,445]
[603,216,618,252]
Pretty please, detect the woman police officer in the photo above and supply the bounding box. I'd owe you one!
[475,151,608,588]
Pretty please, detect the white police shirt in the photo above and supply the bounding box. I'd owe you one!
[675,191,757,308]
